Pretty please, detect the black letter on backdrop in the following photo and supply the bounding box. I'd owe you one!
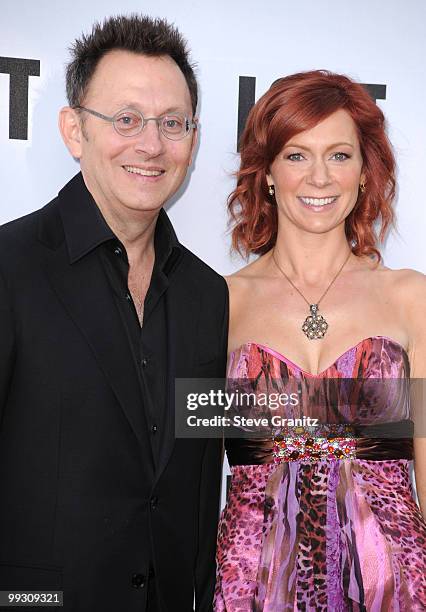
[0,57,40,140]
[362,83,386,102]
[237,76,256,152]
[236,77,387,150]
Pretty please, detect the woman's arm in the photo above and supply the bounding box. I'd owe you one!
[403,270,426,517]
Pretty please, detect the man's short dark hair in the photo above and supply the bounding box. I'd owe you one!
[66,14,198,114]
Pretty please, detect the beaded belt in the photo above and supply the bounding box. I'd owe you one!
[226,420,414,466]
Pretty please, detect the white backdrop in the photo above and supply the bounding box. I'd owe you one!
[1,0,425,507]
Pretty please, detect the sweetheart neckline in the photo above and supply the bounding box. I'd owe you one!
[229,336,409,377]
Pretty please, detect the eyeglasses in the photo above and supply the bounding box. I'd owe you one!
[74,106,197,141]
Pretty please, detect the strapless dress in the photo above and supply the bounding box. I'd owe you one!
[214,336,426,611]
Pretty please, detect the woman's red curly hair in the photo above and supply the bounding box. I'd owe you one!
[229,70,396,259]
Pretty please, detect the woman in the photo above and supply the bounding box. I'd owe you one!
[215,71,426,610]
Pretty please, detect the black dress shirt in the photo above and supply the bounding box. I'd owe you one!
[65,189,182,467]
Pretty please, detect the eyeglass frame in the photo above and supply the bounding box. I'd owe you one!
[73,105,197,141]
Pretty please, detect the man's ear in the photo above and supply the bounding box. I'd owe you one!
[188,119,199,167]
[58,107,84,159]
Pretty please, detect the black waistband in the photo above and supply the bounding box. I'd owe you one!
[226,420,414,465]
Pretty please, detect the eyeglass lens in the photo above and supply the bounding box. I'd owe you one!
[113,110,189,139]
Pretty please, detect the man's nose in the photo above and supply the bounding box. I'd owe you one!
[307,158,332,187]
[133,119,165,157]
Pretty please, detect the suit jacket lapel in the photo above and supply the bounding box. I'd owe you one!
[154,275,200,481]
[45,244,155,475]
[38,174,155,473]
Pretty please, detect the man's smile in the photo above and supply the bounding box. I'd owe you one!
[122,165,165,177]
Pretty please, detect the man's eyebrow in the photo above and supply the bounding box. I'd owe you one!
[112,103,189,115]
[159,107,189,115]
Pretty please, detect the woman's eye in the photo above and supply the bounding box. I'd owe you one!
[287,153,304,161]
[332,152,350,161]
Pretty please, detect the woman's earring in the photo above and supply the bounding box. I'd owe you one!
[268,185,275,197]
[359,180,366,193]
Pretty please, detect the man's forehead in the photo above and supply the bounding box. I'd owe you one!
[83,50,192,109]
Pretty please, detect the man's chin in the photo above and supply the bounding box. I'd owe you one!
[121,199,165,216]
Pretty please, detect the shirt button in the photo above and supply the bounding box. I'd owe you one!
[151,424,158,434]
[114,246,122,256]
[131,573,146,589]
[150,496,158,510]
[141,358,148,368]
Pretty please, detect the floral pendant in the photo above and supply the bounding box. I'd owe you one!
[302,304,328,340]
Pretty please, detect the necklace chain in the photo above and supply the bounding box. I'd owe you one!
[271,248,352,308]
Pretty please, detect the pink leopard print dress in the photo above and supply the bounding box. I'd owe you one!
[214,337,426,611]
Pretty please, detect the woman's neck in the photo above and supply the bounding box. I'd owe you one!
[271,227,353,287]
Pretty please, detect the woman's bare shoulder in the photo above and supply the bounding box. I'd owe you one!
[389,268,426,374]
[383,268,426,341]
[224,254,270,290]
[362,259,425,294]
[224,254,273,321]
[384,266,425,296]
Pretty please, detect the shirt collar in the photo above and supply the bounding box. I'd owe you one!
[58,172,182,272]
[154,207,182,275]
[58,173,115,263]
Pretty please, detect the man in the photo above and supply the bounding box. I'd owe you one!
[0,15,227,612]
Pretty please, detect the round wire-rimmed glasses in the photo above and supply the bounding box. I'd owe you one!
[74,106,197,140]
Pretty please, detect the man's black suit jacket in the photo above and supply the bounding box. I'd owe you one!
[0,175,228,611]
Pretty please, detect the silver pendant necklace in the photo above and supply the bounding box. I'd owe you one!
[272,249,352,340]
